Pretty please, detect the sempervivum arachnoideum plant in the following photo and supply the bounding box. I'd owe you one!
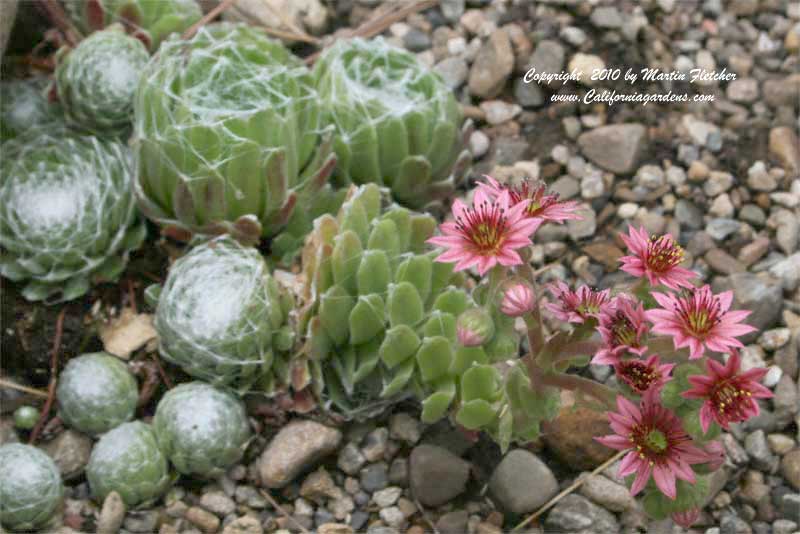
[0,444,64,532]
[0,131,146,302]
[313,37,472,212]
[0,78,64,141]
[56,352,139,436]
[148,236,294,391]
[66,0,202,52]
[134,23,336,244]
[87,421,173,507]
[297,184,520,421]
[153,382,251,477]
[54,25,150,136]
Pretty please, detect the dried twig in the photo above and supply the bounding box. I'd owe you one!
[29,309,66,445]
[258,489,311,534]
[182,0,238,40]
[0,378,49,399]
[511,450,626,532]
[413,497,441,534]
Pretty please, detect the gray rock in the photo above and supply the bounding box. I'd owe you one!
[590,6,623,28]
[567,204,597,240]
[362,428,389,462]
[706,218,741,240]
[720,514,753,534]
[635,165,665,189]
[434,57,469,89]
[747,162,777,192]
[379,506,405,528]
[781,449,800,490]
[0,418,18,445]
[727,78,759,103]
[388,457,408,485]
[409,444,470,507]
[440,0,464,22]
[745,430,777,471]
[489,450,558,514]
[338,442,366,476]
[773,375,798,424]
[259,420,342,488]
[468,29,514,98]
[436,510,469,534]
[200,491,236,516]
[773,519,799,534]
[580,172,605,199]
[560,26,587,46]
[704,171,734,196]
[389,413,421,445]
[739,205,766,227]
[773,209,799,254]
[713,273,782,343]
[525,39,565,83]
[544,494,619,534]
[96,491,126,534]
[403,28,431,52]
[675,199,704,230]
[223,516,263,534]
[360,462,389,493]
[372,486,402,507]
[781,493,800,520]
[578,473,636,512]
[577,124,647,174]
[40,429,92,481]
[124,510,160,533]
[514,78,545,108]
[550,176,580,199]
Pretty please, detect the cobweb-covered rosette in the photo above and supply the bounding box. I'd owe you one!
[55,25,150,135]
[65,0,202,52]
[313,38,471,211]
[149,236,294,390]
[0,132,146,302]
[298,184,520,420]
[0,78,64,141]
[134,23,336,244]
[0,444,64,531]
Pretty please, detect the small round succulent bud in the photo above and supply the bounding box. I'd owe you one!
[456,308,495,347]
[13,406,39,430]
[87,421,172,507]
[153,382,251,477]
[499,279,535,317]
[0,444,64,531]
[671,508,700,529]
[57,352,138,436]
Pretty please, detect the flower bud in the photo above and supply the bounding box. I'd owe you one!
[499,280,535,317]
[671,508,699,529]
[457,308,495,347]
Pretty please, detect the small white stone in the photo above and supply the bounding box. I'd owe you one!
[468,130,490,158]
[568,53,605,86]
[763,365,784,388]
[617,202,639,219]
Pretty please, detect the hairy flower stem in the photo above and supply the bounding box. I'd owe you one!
[521,263,545,357]
[551,340,605,364]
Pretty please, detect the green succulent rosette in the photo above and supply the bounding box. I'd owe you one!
[0,132,146,302]
[55,25,150,136]
[56,352,138,436]
[0,444,64,532]
[86,421,173,507]
[313,38,471,211]
[134,23,336,244]
[153,382,251,477]
[0,78,64,141]
[66,0,202,52]
[298,184,519,421]
[149,236,293,390]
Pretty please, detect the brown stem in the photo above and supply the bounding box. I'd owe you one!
[541,372,617,409]
[182,0,238,40]
[521,263,545,357]
[29,309,66,445]
[552,340,604,363]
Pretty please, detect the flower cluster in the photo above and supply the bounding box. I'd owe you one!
[426,176,774,529]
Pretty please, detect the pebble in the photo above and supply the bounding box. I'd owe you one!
[727,78,760,102]
[706,218,741,240]
[635,165,665,189]
[468,29,514,98]
[435,510,469,534]
[769,253,800,292]
[739,205,766,227]
[781,450,800,490]
[590,6,622,28]
[186,507,221,534]
[360,462,389,492]
[480,100,521,125]
[770,127,800,173]
[223,516,263,534]
[709,194,735,218]
[747,162,777,192]
[580,172,605,199]
[409,444,470,507]
[379,506,406,528]
[123,511,159,533]
[200,491,237,517]
[40,430,92,481]
[542,406,614,470]
[300,467,339,501]
[772,210,799,254]
[362,428,389,462]
[388,457,408,485]
[372,486,402,507]
[525,39,565,83]
[434,57,468,89]
[489,450,558,514]
[768,434,796,455]
[745,430,777,471]
[617,202,638,219]
[560,26,587,46]
[567,204,597,241]
[577,124,647,174]
[568,53,606,86]
[96,492,126,534]
[759,328,791,350]
[683,114,722,149]
[704,171,734,196]
[259,420,342,488]
[514,78,545,108]
[468,130,490,159]
[763,366,784,388]
[544,494,619,534]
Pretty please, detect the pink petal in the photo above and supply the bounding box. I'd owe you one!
[653,465,677,499]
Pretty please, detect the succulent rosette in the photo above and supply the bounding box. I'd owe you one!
[0,78,64,141]
[153,382,251,477]
[0,444,64,531]
[55,25,150,135]
[149,236,293,390]
[298,184,520,421]
[313,37,471,211]
[66,0,202,51]
[86,421,173,507]
[0,132,145,302]
[57,352,139,436]
[134,23,336,243]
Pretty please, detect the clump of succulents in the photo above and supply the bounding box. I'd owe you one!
[313,38,471,211]
[298,184,520,420]
[0,444,64,531]
[134,23,336,244]
[86,421,173,507]
[149,236,294,390]
[153,382,251,477]
[56,352,138,436]
[66,0,202,51]
[0,131,146,302]
[0,78,64,141]
[55,25,150,135]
